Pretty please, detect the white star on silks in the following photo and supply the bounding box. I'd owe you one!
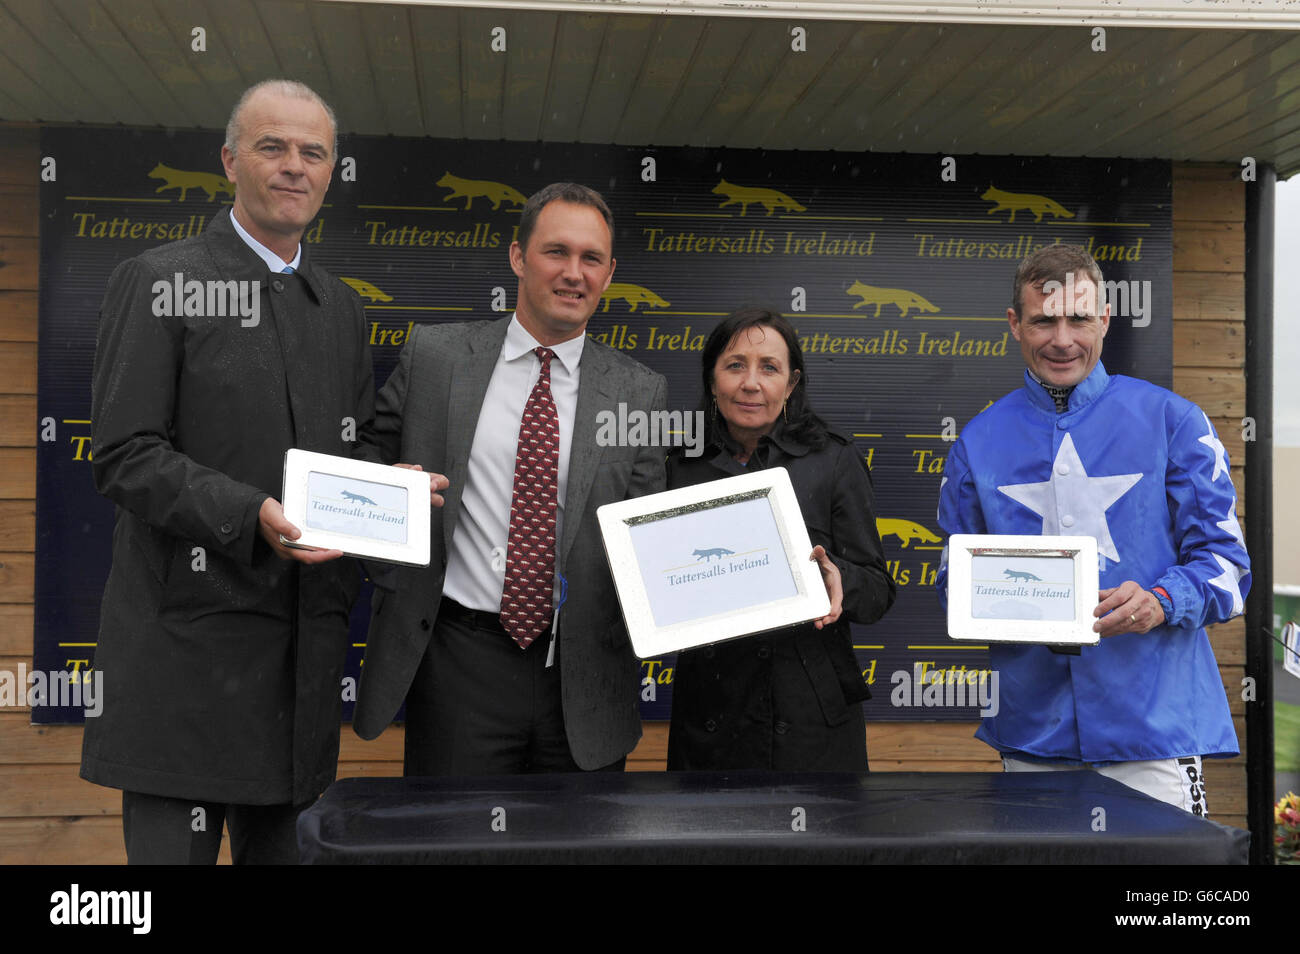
[1217,504,1246,551]
[1208,553,1245,617]
[997,433,1143,564]
[1197,412,1230,483]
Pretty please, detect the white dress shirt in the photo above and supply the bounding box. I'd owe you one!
[443,315,583,612]
[230,208,302,272]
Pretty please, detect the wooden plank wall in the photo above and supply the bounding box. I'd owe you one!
[1169,163,1248,830]
[0,133,1250,861]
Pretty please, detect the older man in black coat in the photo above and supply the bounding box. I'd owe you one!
[80,80,373,864]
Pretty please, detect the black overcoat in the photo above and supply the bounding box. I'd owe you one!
[666,425,896,771]
[81,209,375,804]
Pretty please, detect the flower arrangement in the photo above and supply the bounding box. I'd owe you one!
[1277,791,1300,865]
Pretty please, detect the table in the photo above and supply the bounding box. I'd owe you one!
[298,770,1249,864]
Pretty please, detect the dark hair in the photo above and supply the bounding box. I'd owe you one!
[699,308,829,449]
[1011,244,1104,319]
[515,182,614,252]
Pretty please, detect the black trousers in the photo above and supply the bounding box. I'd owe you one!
[122,790,314,864]
[403,598,625,776]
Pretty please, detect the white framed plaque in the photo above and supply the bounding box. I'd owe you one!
[597,467,830,659]
[946,534,1099,646]
[280,449,431,566]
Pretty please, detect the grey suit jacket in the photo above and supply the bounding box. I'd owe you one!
[353,316,667,769]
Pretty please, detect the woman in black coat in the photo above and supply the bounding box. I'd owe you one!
[666,308,896,771]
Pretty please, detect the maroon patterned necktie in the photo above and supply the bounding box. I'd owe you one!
[499,347,559,649]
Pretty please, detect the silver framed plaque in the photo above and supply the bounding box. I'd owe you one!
[597,467,830,659]
[946,533,1099,645]
[280,449,431,566]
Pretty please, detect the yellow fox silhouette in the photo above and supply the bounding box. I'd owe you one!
[876,518,942,549]
[712,180,806,216]
[339,277,393,303]
[148,163,235,202]
[437,172,527,210]
[981,185,1074,223]
[847,281,939,318]
[601,283,670,313]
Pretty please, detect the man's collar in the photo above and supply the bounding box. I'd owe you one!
[213,210,327,302]
[503,313,585,373]
[229,208,302,273]
[1022,362,1110,413]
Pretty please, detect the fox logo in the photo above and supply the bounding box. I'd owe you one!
[1004,569,1042,582]
[981,185,1074,223]
[692,547,734,562]
[712,180,806,216]
[148,163,235,203]
[339,277,393,303]
[601,283,670,313]
[875,518,942,549]
[847,282,940,318]
[342,491,377,506]
[437,172,527,210]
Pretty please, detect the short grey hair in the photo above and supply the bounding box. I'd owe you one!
[224,79,338,160]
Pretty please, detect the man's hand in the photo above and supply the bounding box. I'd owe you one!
[258,497,344,564]
[810,545,843,630]
[1094,580,1166,637]
[393,463,448,508]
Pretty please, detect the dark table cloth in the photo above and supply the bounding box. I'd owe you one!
[298,770,1249,864]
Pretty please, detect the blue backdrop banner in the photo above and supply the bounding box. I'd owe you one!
[34,127,1171,723]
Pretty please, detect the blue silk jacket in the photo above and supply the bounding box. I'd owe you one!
[936,364,1247,763]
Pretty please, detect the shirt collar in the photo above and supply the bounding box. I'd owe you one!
[230,208,302,273]
[503,313,585,374]
[1022,361,1110,413]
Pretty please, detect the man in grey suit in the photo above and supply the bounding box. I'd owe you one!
[354,182,667,774]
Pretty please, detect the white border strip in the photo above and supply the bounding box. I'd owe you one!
[327,0,1300,30]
